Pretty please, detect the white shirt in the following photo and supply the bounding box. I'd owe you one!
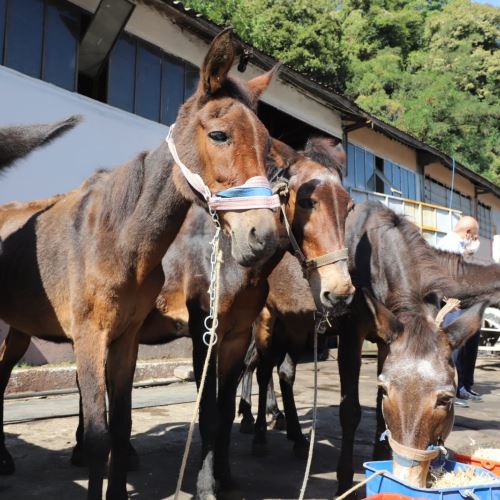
[437,232,465,255]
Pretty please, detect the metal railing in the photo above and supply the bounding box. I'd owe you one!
[349,187,462,247]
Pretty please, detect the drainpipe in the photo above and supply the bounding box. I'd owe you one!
[449,157,456,210]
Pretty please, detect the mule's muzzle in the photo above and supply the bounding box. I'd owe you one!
[225,209,279,267]
[321,291,354,315]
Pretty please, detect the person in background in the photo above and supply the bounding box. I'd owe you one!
[438,216,482,408]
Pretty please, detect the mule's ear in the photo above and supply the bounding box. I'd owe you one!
[200,28,236,95]
[362,288,404,343]
[443,301,488,350]
[246,64,280,106]
[332,143,347,175]
[268,139,300,170]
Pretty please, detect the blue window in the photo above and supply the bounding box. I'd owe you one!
[408,171,416,199]
[392,165,401,192]
[108,36,136,113]
[0,0,6,64]
[43,0,79,91]
[184,64,199,100]
[4,0,44,78]
[401,168,408,198]
[135,45,162,122]
[383,160,392,195]
[161,57,184,125]
[365,151,375,191]
[354,146,365,188]
[346,143,355,187]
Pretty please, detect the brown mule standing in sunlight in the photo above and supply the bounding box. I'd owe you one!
[62,136,353,498]
[0,29,281,499]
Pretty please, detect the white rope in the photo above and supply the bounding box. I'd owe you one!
[335,469,389,500]
[298,312,326,500]
[174,212,222,500]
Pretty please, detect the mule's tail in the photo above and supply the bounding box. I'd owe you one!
[0,115,82,171]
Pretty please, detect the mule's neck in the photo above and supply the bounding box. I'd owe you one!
[432,250,500,308]
[115,141,192,281]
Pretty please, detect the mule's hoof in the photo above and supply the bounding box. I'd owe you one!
[239,419,255,434]
[0,452,15,475]
[251,442,268,457]
[70,445,86,467]
[271,414,286,431]
[293,439,309,459]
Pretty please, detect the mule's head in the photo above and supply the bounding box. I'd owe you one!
[276,137,354,314]
[171,28,279,266]
[366,291,487,487]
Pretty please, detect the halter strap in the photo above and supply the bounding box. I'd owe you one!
[166,124,280,211]
[381,430,442,468]
[275,182,348,279]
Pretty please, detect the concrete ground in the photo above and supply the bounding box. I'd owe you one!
[1,353,499,499]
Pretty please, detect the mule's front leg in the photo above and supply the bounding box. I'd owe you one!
[214,328,253,491]
[106,329,140,500]
[190,305,218,500]
[0,328,30,475]
[74,329,110,500]
[336,325,364,497]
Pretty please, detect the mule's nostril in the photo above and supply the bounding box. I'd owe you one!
[248,226,265,251]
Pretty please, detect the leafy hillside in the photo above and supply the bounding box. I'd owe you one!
[185,0,500,185]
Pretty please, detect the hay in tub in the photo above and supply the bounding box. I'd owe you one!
[430,465,497,489]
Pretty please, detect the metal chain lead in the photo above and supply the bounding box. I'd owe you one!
[203,206,222,347]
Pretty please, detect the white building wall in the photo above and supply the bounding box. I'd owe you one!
[0,66,168,204]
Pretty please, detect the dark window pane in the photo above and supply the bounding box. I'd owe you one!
[43,1,79,91]
[365,152,374,191]
[346,143,355,187]
[108,36,136,113]
[135,44,161,121]
[408,172,416,200]
[5,0,44,78]
[161,56,184,125]
[184,63,199,100]
[354,146,365,188]
[384,160,392,195]
[0,0,6,64]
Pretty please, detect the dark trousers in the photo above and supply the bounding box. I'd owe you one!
[444,309,481,393]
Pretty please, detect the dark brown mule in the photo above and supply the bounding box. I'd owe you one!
[0,115,80,172]
[0,29,280,499]
[67,136,353,498]
[239,200,498,493]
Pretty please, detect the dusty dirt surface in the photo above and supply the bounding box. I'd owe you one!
[1,354,499,499]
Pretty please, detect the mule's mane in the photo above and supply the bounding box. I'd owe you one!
[304,137,344,179]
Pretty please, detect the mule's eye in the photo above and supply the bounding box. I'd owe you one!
[298,198,317,209]
[208,131,229,143]
[436,394,453,408]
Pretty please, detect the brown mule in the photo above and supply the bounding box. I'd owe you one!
[66,136,353,498]
[239,200,499,494]
[0,29,280,499]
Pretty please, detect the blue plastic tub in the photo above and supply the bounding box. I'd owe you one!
[364,460,500,499]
